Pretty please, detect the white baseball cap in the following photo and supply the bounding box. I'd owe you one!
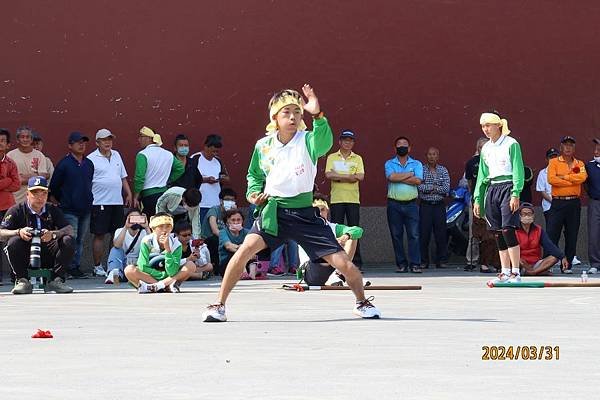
[96,128,115,140]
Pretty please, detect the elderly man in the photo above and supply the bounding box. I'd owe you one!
[0,177,74,294]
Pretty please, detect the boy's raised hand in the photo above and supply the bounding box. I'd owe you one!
[302,84,320,115]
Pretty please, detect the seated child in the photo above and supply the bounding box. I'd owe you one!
[124,212,196,293]
[298,196,363,286]
[174,220,213,280]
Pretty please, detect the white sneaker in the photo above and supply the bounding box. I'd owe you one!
[166,281,180,293]
[104,269,118,284]
[202,303,227,322]
[325,272,345,286]
[588,267,598,275]
[353,296,381,319]
[507,273,521,283]
[487,273,510,286]
[93,265,107,277]
[137,281,159,294]
[573,256,582,266]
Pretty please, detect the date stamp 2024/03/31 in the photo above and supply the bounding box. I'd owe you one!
[482,346,559,361]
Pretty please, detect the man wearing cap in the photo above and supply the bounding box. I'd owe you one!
[546,135,587,273]
[535,147,560,223]
[0,176,75,294]
[7,126,50,204]
[133,126,184,218]
[585,138,600,274]
[32,133,55,180]
[49,132,95,278]
[87,129,132,277]
[325,129,364,267]
[193,134,230,223]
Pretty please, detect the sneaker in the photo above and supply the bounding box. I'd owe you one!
[67,268,89,279]
[45,277,73,293]
[507,273,521,283]
[267,267,285,276]
[93,265,106,277]
[137,281,159,294]
[11,278,33,295]
[288,267,297,276]
[202,303,227,322]
[326,272,345,287]
[488,272,510,285]
[588,267,598,275]
[104,269,118,284]
[166,282,180,293]
[563,268,573,274]
[572,256,582,266]
[353,296,381,319]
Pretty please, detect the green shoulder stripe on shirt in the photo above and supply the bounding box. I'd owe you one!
[305,117,333,164]
[133,153,148,194]
[509,142,525,197]
[246,143,267,199]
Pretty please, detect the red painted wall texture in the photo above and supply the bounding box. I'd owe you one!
[2,1,600,205]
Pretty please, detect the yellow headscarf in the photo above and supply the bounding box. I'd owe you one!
[479,113,510,136]
[313,199,329,210]
[140,126,163,146]
[149,214,173,229]
[265,93,307,133]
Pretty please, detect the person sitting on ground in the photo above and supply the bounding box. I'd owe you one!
[0,176,74,294]
[105,209,151,284]
[174,220,213,280]
[218,209,251,276]
[516,203,567,276]
[297,195,364,286]
[124,212,195,293]
[201,188,237,266]
[155,186,202,238]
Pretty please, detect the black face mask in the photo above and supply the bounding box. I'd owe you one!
[396,146,409,156]
[131,224,142,231]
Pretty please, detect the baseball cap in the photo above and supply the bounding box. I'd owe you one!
[27,176,49,191]
[96,128,114,140]
[593,138,600,145]
[518,202,535,212]
[545,147,559,158]
[68,131,90,144]
[560,135,576,144]
[340,130,356,140]
[32,132,42,141]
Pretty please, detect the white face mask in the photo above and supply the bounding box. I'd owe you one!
[594,156,600,163]
[228,223,243,232]
[223,200,236,210]
[520,215,534,224]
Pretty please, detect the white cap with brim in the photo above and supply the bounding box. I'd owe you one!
[96,128,114,140]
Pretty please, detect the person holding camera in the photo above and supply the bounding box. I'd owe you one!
[0,176,75,294]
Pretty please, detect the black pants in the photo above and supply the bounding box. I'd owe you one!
[205,235,220,272]
[329,202,362,267]
[6,235,75,280]
[141,191,164,218]
[546,198,581,268]
[419,202,448,265]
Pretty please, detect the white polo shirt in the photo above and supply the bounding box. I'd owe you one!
[88,149,128,205]
[536,167,552,212]
[197,153,222,208]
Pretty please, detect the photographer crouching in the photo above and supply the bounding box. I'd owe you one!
[0,176,75,294]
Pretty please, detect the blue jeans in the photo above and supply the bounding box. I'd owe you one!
[199,207,210,225]
[63,212,91,270]
[386,199,420,267]
[270,240,299,271]
[107,247,126,273]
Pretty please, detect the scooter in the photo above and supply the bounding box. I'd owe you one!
[446,186,471,257]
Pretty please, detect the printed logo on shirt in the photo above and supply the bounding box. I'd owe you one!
[295,163,305,176]
[31,158,40,171]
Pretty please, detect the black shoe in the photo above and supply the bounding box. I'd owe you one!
[395,266,408,273]
[464,264,476,271]
[410,266,423,273]
[67,268,89,279]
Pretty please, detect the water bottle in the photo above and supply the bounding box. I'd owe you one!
[581,270,588,283]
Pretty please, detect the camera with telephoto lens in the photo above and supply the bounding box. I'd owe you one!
[28,228,43,269]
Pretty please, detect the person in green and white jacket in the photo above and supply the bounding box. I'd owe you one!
[124,212,196,293]
[202,84,380,322]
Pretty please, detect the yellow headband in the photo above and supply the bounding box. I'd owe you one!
[265,94,307,133]
[140,126,163,146]
[480,113,510,136]
[313,199,329,209]
[149,214,173,229]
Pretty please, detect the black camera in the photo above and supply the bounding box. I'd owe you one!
[28,228,43,269]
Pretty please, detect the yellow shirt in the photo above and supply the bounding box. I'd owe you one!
[325,150,364,204]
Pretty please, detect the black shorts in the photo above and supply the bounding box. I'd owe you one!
[90,205,125,235]
[302,261,335,286]
[250,207,342,261]
[484,182,519,230]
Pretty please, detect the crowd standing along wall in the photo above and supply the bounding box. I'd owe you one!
[1,1,599,265]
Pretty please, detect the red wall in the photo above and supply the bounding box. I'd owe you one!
[2,1,600,205]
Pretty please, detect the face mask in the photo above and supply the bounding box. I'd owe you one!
[229,223,243,232]
[223,200,236,210]
[130,224,142,231]
[396,146,409,156]
[520,215,534,224]
[595,156,600,163]
[177,146,189,156]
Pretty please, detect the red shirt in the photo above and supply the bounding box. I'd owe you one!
[516,224,542,265]
[0,154,20,211]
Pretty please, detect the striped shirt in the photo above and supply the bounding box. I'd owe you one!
[418,164,450,202]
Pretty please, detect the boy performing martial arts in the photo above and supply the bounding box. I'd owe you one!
[202,84,380,322]
[473,111,525,284]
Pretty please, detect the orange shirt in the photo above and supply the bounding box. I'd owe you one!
[547,156,587,197]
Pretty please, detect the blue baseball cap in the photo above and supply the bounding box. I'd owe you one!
[68,131,90,144]
[27,176,49,191]
[340,130,356,140]
[560,135,576,144]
